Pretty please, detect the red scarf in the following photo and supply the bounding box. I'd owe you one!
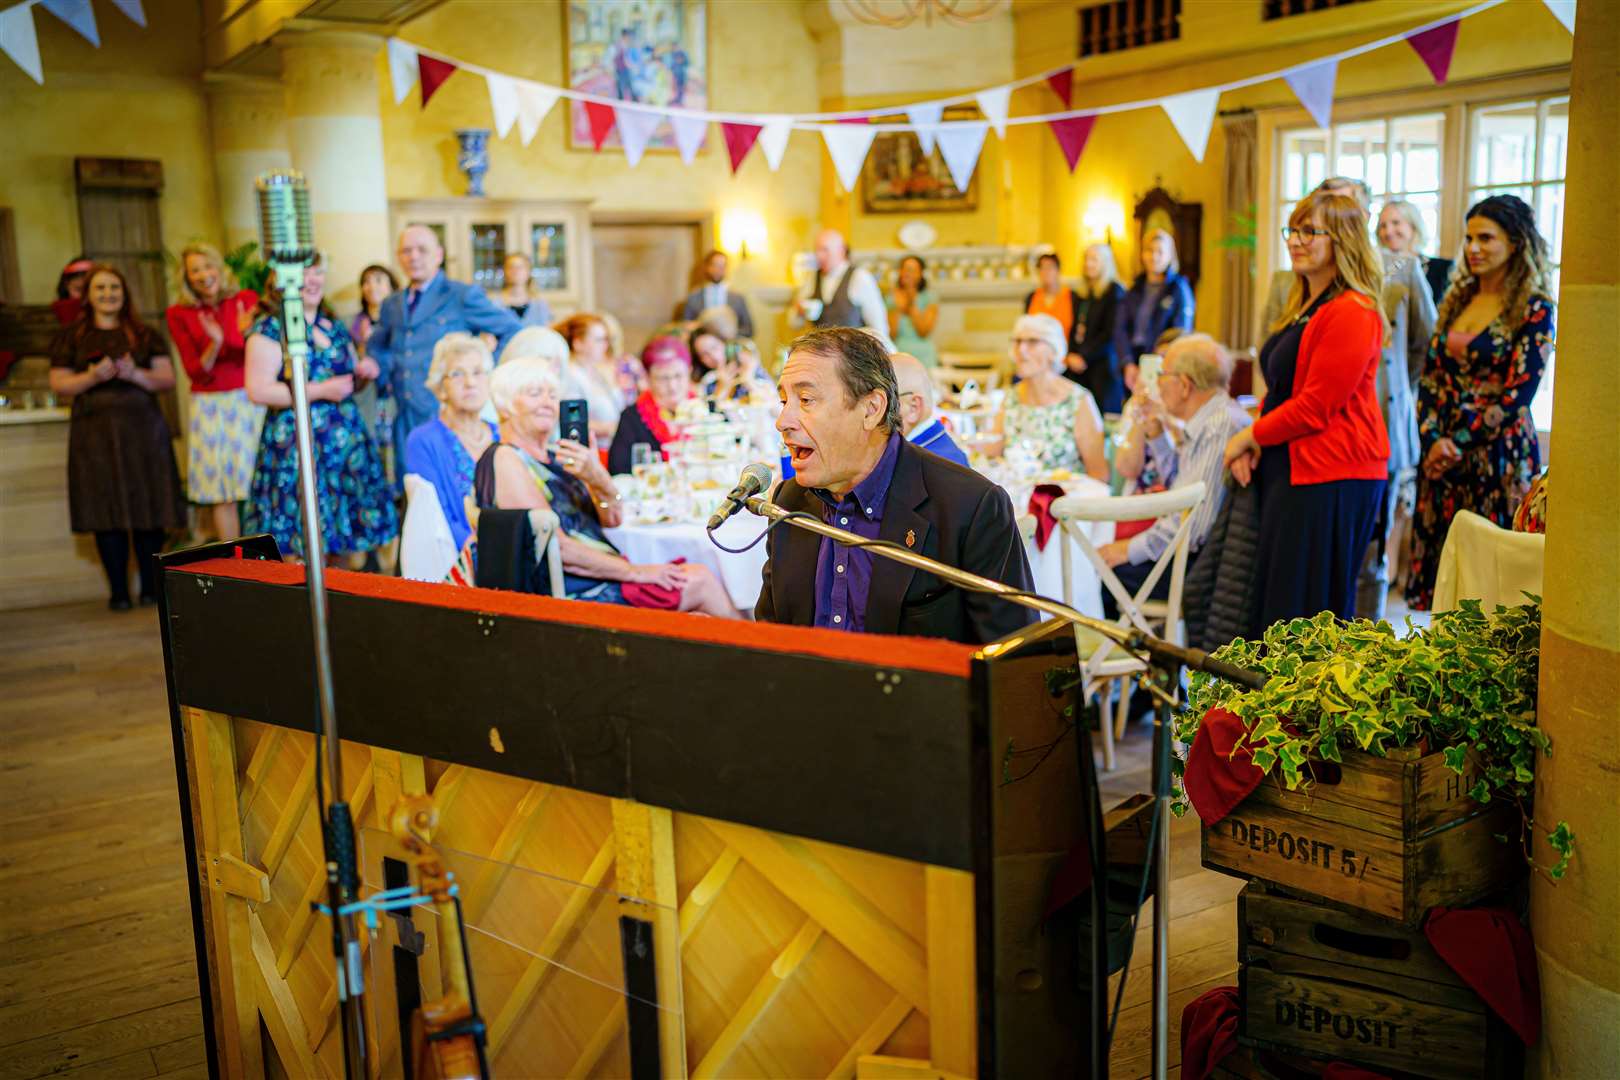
[634,389,688,450]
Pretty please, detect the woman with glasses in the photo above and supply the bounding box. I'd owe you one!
[1224,191,1390,633]
[403,333,498,564]
[988,313,1109,481]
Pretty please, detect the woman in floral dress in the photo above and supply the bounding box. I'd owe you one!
[1408,195,1554,609]
[243,255,397,562]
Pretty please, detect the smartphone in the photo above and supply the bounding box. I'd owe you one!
[1137,353,1164,397]
[559,398,589,445]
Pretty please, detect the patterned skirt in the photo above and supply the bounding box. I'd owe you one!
[187,388,266,504]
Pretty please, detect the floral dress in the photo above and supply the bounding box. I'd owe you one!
[1407,295,1554,609]
[1003,383,1102,473]
[245,314,398,558]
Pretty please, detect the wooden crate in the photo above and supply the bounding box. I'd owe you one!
[1237,883,1524,1080]
[1201,744,1523,925]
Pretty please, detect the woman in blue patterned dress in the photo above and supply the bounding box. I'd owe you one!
[243,256,398,562]
[1408,195,1554,610]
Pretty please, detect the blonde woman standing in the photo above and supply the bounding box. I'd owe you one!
[1377,199,1453,309]
[1224,191,1389,633]
[165,242,265,541]
[1074,243,1126,412]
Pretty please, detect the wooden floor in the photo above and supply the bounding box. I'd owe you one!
[0,599,1239,1079]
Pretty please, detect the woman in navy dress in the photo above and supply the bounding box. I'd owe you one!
[1225,191,1390,635]
[243,255,398,562]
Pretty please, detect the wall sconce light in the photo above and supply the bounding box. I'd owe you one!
[720,208,768,261]
[1081,196,1126,247]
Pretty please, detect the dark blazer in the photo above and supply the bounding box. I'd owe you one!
[1423,257,1454,310]
[755,438,1037,644]
[1114,271,1196,374]
[607,402,662,475]
[681,287,754,338]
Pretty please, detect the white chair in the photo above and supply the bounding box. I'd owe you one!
[1050,482,1208,772]
[401,474,458,583]
[527,508,567,598]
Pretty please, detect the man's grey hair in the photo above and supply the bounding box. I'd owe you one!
[790,327,900,432]
[1162,333,1231,392]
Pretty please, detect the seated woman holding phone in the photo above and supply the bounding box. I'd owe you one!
[477,356,736,616]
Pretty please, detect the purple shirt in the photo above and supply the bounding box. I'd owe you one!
[812,432,902,632]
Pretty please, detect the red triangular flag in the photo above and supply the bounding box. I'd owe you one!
[837,115,869,124]
[1048,114,1097,173]
[584,100,616,150]
[1047,68,1074,109]
[721,122,762,174]
[417,54,457,108]
[1407,21,1459,84]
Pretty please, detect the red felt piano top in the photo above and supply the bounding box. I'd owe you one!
[171,557,978,678]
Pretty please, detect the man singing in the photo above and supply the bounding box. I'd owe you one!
[756,328,1035,644]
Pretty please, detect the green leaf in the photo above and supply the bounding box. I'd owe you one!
[1442,745,1469,773]
[1468,779,1491,804]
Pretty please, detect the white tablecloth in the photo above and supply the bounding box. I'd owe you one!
[1016,475,1114,620]
[604,514,770,611]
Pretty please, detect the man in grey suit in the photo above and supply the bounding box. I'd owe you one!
[1260,177,1436,620]
[367,225,522,473]
[680,249,754,338]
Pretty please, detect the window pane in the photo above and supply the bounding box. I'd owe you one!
[469,223,507,289]
[1540,97,1569,181]
[1390,112,1444,194]
[1404,191,1443,257]
[1281,130,1328,198]
[1335,121,1388,194]
[1472,101,1537,187]
[1536,183,1565,268]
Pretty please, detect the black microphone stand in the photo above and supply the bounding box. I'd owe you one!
[740,494,1262,1080]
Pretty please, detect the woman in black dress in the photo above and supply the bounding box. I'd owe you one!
[608,335,696,475]
[1073,243,1126,413]
[48,264,186,609]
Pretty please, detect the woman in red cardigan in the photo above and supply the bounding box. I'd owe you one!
[1225,191,1390,635]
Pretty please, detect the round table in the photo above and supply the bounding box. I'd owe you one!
[1015,475,1114,620]
[604,513,770,611]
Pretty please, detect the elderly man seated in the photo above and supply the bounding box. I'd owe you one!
[891,351,969,467]
[1095,333,1252,618]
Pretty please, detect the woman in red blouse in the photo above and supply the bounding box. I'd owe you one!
[165,243,265,542]
[1225,191,1390,634]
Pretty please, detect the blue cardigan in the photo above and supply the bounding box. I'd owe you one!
[403,417,497,551]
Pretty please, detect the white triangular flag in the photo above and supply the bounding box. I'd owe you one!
[108,0,144,26]
[42,0,99,46]
[906,102,945,155]
[934,121,988,193]
[485,73,519,139]
[975,85,1012,139]
[1540,0,1575,32]
[515,82,559,145]
[759,117,793,171]
[616,106,664,168]
[670,114,707,165]
[821,124,877,193]
[0,3,42,84]
[1283,58,1338,130]
[386,39,418,105]
[1161,88,1220,162]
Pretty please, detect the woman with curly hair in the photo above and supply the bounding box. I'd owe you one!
[1407,195,1555,610]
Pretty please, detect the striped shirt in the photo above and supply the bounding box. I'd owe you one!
[1125,392,1253,565]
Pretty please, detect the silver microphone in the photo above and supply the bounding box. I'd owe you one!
[706,462,773,531]
[254,169,316,264]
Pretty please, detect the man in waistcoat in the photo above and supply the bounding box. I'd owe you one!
[789,229,892,348]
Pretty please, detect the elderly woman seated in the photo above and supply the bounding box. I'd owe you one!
[481,356,737,616]
[987,313,1109,481]
[403,333,497,559]
[608,335,697,474]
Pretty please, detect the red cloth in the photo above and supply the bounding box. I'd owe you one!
[164,291,260,393]
[1182,707,1267,826]
[1181,985,1240,1080]
[51,296,84,325]
[1250,291,1390,486]
[621,557,686,610]
[1116,482,1166,540]
[1026,483,1065,551]
[1423,906,1541,1046]
[633,389,686,451]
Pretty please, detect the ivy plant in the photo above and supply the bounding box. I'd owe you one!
[1170,599,1575,880]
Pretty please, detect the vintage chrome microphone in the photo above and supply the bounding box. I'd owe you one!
[255,169,370,1079]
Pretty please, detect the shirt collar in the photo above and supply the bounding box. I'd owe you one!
[1185,391,1231,436]
[411,271,443,296]
[814,431,901,520]
[906,417,941,444]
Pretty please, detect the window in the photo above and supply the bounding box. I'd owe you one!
[1276,112,1445,265]
[1078,0,1181,58]
[1468,94,1567,429]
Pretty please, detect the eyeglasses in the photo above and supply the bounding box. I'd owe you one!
[1281,225,1331,242]
[1012,337,1047,347]
[443,369,489,383]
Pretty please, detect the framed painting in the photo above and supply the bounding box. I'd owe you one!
[566,0,709,152]
[860,109,980,214]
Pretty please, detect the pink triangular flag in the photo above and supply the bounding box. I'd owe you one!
[1047,68,1073,109]
[417,54,457,108]
[1284,58,1338,130]
[1407,21,1459,85]
[1048,115,1097,173]
[615,106,662,167]
[721,122,761,174]
[584,101,616,150]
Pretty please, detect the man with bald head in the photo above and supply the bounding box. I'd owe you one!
[790,229,891,348]
[891,351,968,467]
[366,224,522,467]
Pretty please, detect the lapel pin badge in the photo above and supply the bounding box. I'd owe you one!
[905,529,916,549]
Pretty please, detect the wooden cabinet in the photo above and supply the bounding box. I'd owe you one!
[388,198,594,317]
